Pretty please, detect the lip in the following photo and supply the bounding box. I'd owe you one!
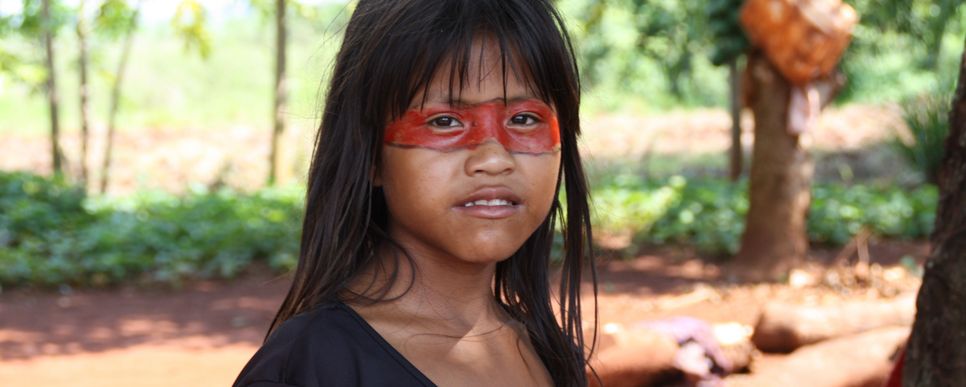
[453,186,524,219]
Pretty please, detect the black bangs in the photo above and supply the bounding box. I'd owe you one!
[352,0,580,126]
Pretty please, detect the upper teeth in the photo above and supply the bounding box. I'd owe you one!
[464,199,512,207]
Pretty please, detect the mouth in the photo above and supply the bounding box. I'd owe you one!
[454,186,523,219]
[461,198,518,207]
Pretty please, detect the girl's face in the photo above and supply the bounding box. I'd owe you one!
[375,39,561,268]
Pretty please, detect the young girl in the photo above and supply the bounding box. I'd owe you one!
[234,0,596,385]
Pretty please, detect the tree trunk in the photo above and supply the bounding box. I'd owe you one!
[731,52,813,281]
[99,2,141,194]
[77,0,91,189]
[903,37,966,387]
[42,0,63,176]
[267,0,287,186]
[728,57,743,181]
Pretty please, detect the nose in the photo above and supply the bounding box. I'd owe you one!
[465,139,515,176]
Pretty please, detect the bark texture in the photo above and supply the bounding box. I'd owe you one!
[729,58,743,181]
[732,52,813,281]
[267,0,288,186]
[77,0,91,188]
[99,3,140,194]
[903,38,966,387]
[42,0,63,176]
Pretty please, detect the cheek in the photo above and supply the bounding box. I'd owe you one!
[520,154,562,215]
[378,147,453,207]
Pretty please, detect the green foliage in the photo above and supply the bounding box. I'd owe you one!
[172,0,212,59]
[562,0,963,110]
[1,4,346,134]
[808,183,937,245]
[836,0,964,103]
[566,0,726,108]
[592,174,684,237]
[892,91,953,184]
[849,0,963,70]
[0,171,941,287]
[0,171,302,288]
[0,0,70,91]
[591,175,938,256]
[706,0,747,66]
[14,0,72,38]
[94,0,139,39]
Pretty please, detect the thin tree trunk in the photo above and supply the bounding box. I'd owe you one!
[99,2,141,194]
[903,37,966,386]
[267,0,287,186]
[77,0,91,189]
[731,52,813,281]
[728,57,742,181]
[42,0,63,176]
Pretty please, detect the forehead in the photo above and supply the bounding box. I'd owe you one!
[416,37,540,105]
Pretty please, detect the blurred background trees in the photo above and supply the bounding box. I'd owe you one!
[0,0,962,285]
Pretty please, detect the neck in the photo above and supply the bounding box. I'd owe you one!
[348,244,509,334]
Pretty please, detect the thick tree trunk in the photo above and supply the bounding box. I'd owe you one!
[42,0,63,176]
[267,0,287,186]
[903,38,966,386]
[732,52,813,281]
[728,58,743,181]
[77,0,91,189]
[99,3,140,194]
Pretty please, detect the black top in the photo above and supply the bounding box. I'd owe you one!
[233,302,437,387]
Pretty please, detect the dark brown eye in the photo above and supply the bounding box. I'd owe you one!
[509,113,539,126]
[429,115,462,128]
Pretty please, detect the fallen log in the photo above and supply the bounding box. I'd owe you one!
[727,327,909,387]
[752,294,914,353]
[588,327,680,387]
[587,320,755,386]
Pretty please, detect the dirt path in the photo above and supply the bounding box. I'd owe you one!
[0,241,926,386]
[0,271,288,386]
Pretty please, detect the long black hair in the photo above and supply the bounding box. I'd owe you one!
[270,1,597,385]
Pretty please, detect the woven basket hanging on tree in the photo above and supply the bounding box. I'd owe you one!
[740,0,858,86]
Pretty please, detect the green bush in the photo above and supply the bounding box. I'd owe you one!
[0,171,302,288]
[0,171,940,287]
[591,175,938,255]
[892,92,952,184]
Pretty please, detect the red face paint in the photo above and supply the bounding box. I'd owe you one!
[384,100,560,154]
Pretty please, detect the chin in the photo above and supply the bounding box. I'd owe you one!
[460,249,517,265]
[457,240,527,265]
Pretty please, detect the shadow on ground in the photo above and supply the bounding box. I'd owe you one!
[0,271,290,361]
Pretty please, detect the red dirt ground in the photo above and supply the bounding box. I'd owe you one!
[0,240,926,386]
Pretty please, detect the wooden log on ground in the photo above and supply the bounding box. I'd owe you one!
[727,326,909,387]
[588,325,680,387]
[752,294,914,353]
[587,320,756,386]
